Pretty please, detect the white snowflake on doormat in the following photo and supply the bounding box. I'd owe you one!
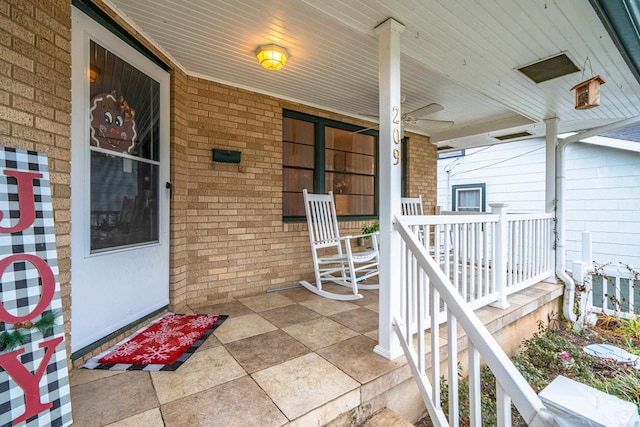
[178,331,202,347]
[106,340,143,358]
[188,315,216,329]
[141,325,182,344]
[133,343,180,363]
[162,314,184,325]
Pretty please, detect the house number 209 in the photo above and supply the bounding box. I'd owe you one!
[392,105,401,165]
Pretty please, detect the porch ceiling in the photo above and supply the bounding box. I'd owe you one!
[106,0,640,150]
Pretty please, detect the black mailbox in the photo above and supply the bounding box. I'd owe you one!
[212,149,241,164]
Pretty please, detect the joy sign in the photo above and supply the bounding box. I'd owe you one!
[0,147,72,426]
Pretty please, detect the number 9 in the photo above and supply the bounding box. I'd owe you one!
[393,149,400,165]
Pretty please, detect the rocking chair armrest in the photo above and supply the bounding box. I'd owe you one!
[343,231,379,240]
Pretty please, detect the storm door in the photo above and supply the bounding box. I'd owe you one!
[70,8,170,352]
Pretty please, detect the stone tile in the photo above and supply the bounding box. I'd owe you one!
[197,331,222,352]
[190,299,253,317]
[70,367,123,387]
[214,313,278,343]
[283,317,359,351]
[260,303,322,328]
[288,388,361,427]
[225,329,310,373]
[252,353,359,420]
[105,408,164,427]
[329,307,378,334]
[317,335,404,384]
[70,372,159,426]
[365,302,379,313]
[365,329,379,340]
[151,346,246,404]
[276,286,322,302]
[238,292,295,312]
[360,363,412,403]
[350,289,379,307]
[162,375,287,427]
[509,292,538,307]
[299,297,359,316]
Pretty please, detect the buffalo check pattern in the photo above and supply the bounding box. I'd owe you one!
[82,313,227,371]
[0,146,72,427]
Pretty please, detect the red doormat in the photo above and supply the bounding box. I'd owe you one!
[81,313,227,371]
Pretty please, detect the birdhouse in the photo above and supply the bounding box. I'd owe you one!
[570,75,605,110]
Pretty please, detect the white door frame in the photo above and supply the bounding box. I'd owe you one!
[70,7,170,352]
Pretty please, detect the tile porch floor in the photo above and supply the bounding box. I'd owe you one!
[69,281,562,426]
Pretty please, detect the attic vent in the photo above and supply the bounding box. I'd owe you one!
[493,131,533,141]
[517,53,580,83]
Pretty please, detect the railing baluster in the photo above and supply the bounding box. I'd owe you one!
[469,223,476,302]
[418,263,426,374]
[469,343,481,427]
[447,312,459,426]
[461,224,468,302]
[484,222,496,294]
[453,224,460,293]
[496,381,512,427]
[476,222,487,298]
[431,284,440,407]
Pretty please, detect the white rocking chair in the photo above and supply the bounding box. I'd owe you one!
[300,189,379,300]
[401,195,424,215]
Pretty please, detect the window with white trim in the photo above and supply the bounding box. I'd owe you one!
[452,183,486,212]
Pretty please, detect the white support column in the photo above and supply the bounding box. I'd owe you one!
[374,18,404,360]
[544,117,558,214]
[544,117,558,284]
[490,203,509,309]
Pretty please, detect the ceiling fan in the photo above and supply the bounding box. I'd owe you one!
[360,101,454,131]
[400,103,454,128]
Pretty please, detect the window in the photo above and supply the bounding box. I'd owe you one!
[283,110,378,219]
[452,183,486,212]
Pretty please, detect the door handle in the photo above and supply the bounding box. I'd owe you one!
[165,182,172,199]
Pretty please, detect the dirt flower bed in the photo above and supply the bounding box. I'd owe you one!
[415,314,640,427]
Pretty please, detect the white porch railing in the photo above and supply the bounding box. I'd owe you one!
[590,264,639,319]
[404,205,554,311]
[572,231,639,321]
[395,215,557,426]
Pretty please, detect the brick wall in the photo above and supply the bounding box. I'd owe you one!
[180,79,437,303]
[406,133,437,214]
[0,0,73,346]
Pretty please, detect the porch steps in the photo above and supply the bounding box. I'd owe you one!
[362,408,414,427]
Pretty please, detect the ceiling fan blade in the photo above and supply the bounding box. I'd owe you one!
[406,118,454,128]
[403,103,444,119]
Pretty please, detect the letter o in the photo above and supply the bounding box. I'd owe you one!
[0,254,55,323]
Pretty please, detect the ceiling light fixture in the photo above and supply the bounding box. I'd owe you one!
[255,44,289,71]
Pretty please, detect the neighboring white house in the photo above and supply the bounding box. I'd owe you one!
[436,133,640,268]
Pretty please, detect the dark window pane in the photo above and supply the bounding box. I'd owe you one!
[283,117,314,145]
[325,127,375,155]
[284,141,314,168]
[90,152,159,252]
[282,192,306,217]
[282,114,377,218]
[283,168,313,192]
[326,173,374,196]
[283,117,317,216]
[334,194,375,216]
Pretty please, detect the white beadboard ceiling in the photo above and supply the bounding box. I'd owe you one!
[105,0,640,150]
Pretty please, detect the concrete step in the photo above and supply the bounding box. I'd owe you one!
[362,408,414,427]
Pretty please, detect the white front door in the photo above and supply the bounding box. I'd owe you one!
[70,8,170,352]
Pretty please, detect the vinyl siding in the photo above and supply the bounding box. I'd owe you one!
[437,139,640,268]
